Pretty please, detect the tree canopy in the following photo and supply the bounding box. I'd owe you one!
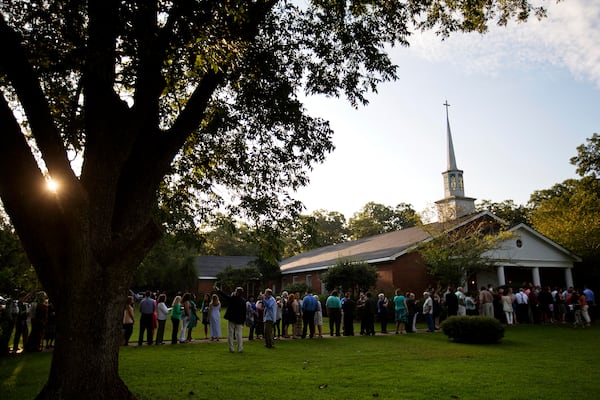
[0,1,547,399]
[570,133,600,179]
[322,258,378,296]
[530,134,600,264]
[348,201,421,239]
[417,218,514,287]
[476,199,531,226]
[282,209,349,257]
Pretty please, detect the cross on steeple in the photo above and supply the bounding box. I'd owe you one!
[443,100,450,118]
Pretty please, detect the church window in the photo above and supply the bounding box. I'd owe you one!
[450,175,457,190]
[516,239,523,248]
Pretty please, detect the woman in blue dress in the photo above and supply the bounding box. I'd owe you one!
[393,288,408,334]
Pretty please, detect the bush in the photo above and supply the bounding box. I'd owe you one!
[440,316,504,344]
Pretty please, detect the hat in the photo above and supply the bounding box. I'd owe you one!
[235,287,244,292]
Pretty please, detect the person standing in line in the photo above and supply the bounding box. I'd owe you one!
[216,286,246,353]
[356,292,367,336]
[26,292,49,352]
[432,292,442,330]
[422,292,435,332]
[583,285,595,306]
[246,295,257,340]
[282,293,296,338]
[138,291,156,346]
[363,292,377,336]
[263,289,277,348]
[515,288,529,323]
[179,293,191,343]
[301,291,318,339]
[445,286,459,317]
[502,288,515,325]
[44,301,56,349]
[122,295,135,345]
[377,293,389,334]
[405,292,416,333]
[342,292,355,336]
[255,294,264,340]
[479,286,494,318]
[528,287,540,324]
[201,293,210,339]
[538,286,555,324]
[326,290,342,336]
[393,289,408,335]
[583,285,595,321]
[356,293,367,335]
[455,287,467,316]
[293,292,303,338]
[170,295,182,344]
[578,290,591,327]
[186,294,198,342]
[275,295,283,339]
[155,294,171,344]
[12,294,30,353]
[313,294,324,338]
[208,294,222,341]
[555,289,566,324]
[465,292,478,315]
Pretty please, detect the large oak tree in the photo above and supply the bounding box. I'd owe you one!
[0,1,546,399]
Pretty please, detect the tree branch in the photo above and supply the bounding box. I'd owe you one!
[0,94,65,285]
[0,15,76,187]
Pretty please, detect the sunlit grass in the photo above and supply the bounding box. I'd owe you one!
[2,323,599,400]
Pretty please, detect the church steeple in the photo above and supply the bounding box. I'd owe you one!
[435,101,476,222]
[445,101,458,172]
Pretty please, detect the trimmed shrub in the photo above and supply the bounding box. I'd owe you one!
[440,316,504,344]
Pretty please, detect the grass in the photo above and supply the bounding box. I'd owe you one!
[2,322,599,400]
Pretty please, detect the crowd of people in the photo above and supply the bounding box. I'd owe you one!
[130,290,221,346]
[1,282,595,356]
[420,284,595,330]
[0,290,56,356]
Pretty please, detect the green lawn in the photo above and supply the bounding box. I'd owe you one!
[2,322,599,400]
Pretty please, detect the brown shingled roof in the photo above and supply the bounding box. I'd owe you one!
[280,225,432,274]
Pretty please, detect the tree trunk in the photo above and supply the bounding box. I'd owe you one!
[34,256,137,400]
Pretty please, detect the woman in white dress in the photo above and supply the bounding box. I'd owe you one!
[501,288,515,325]
[208,294,221,341]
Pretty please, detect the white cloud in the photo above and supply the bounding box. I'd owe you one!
[406,0,600,87]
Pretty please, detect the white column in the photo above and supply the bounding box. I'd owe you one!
[565,268,574,288]
[532,267,541,287]
[496,266,506,287]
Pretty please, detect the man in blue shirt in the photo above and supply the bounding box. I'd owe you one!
[583,286,595,306]
[262,289,277,348]
[301,292,318,339]
[138,291,155,346]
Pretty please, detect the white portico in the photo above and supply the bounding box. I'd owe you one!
[478,223,580,289]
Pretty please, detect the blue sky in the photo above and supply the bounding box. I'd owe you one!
[294,0,600,221]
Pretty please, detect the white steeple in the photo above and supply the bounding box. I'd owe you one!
[435,101,476,222]
[446,102,458,172]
